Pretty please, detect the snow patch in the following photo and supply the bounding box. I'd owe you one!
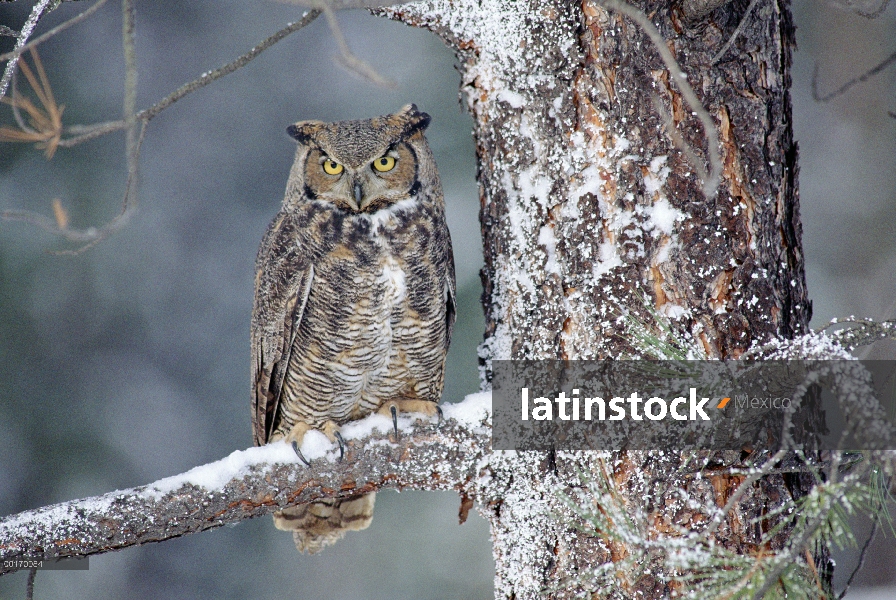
[538,225,561,275]
[643,155,671,195]
[143,442,300,499]
[442,391,493,428]
[593,241,623,278]
[659,303,689,319]
[498,88,525,108]
[646,197,682,236]
[340,412,407,440]
[653,239,671,263]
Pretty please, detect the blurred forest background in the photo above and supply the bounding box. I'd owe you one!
[0,1,894,598]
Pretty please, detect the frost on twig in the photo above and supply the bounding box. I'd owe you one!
[815,317,896,352]
[0,394,492,574]
[0,0,53,99]
[0,0,110,66]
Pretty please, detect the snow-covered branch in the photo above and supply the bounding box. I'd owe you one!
[0,394,492,575]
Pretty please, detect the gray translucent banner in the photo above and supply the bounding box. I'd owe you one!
[2,556,89,571]
[492,360,896,451]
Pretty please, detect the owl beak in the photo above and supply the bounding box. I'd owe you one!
[353,181,363,208]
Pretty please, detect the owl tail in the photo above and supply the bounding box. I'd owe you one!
[273,492,376,554]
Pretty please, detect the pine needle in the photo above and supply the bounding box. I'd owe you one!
[0,48,64,158]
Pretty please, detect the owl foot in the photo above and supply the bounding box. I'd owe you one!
[291,441,311,467]
[333,431,346,461]
[285,420,345,465]
[377,400,441,436]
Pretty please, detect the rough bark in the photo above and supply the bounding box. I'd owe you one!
[383,1,810,597]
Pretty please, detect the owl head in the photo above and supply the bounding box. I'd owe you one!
[283,104,439,214]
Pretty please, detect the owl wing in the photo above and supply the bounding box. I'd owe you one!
[251,213,315,446]
[444,251,457,351]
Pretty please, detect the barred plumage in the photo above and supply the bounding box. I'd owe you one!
[251,105,455,554]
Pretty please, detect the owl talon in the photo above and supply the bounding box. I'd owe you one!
[390,405,398,436]
[436,405,443,427]
[292,441,311,467]
[334,431,345,461]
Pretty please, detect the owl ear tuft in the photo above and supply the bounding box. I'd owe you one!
[399,104,431,135]
[287,123,315,144]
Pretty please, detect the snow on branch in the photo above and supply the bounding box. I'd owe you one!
[0,0,53,99]
[0,394,492,575]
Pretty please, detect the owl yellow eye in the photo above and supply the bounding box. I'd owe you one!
[322,159,343,175]
[373,156,396,172]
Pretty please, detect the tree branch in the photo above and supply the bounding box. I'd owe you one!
[0,0,53,98]
[55,9,322,148]
[2,10,322,252]
[814,317,896,352]
[812,50,896,103]
[0,0,110,65]
[0,400,492,574]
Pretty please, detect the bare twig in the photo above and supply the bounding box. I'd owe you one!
[0,0,53,98]
[0,0,111,64]
[270,0,401,85]
[57,119,126,147]
[56,10,322,148]
[25,567,36,600]
[2,11,321,250]
[122,0,137,136]
[55,120,146,254]
[834,0,892,18]
[320,3,395,88]
[812,50,896,102]
[1,120,147,252]
[837,518,879,599]
[711,0,762,64]
[598,0,722,198]
[118,0,139,247]
[141,10,322,122]
[857,0,891,17]
[651,94,711,188]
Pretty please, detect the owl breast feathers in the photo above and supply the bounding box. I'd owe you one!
[250,105,456,553]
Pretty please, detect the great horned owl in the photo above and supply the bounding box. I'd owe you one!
[251,104,456,554]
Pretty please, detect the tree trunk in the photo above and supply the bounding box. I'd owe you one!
[386,0,810,597]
